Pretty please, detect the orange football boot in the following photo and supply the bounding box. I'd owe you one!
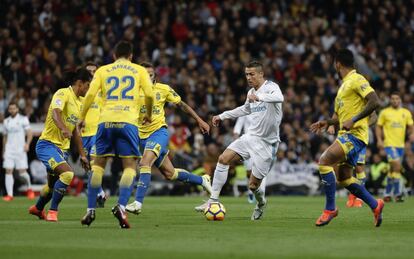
[29,205,46,220]
[373,199,384,227]
[46,210,58,222]
[315,209,338,227]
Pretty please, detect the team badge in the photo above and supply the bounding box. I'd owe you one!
[156,92,161,100]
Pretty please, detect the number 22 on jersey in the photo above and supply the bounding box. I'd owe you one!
[106,76,135,100]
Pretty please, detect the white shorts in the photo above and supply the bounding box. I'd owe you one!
[227,134,279,179]
[3,152,28,170]
[243,159,252,171]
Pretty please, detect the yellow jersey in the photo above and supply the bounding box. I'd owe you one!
[82,93,102,137]
[335,70,375,144]
[377,107,413,148]
[39,86,82,150]
[138,82,181,139]
[81,58,154,126]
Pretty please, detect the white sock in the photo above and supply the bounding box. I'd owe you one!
[210,163,230,200]
[253,188,265,205]
[5,174,14,196]
[87,208,95,212]
[20,171,31,189]
[119,204,126,211]
[259,176,267,196]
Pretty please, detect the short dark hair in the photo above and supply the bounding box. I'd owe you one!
[334,49,354,68]
[8,101,18,107]
[390,91,400,97]
[63,68,92,86]
[140,61,154,68]
[114,41,133,59]
[246,60,263,71]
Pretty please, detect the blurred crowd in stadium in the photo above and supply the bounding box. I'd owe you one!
[1,0,414,194]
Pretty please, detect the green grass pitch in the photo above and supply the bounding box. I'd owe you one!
[0,196,412,258]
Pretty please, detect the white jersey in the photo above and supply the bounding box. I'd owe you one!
[3,114,30,155]
[234,114,254,136]
[219,80,283,144]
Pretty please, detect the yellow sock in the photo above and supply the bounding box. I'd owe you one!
[91,165,105,187]
[119,167,136,187]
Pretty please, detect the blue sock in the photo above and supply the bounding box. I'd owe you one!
[50,180,68,211]
[35,193,52,210]
[135,173,151,203]
[87,185,100,209]
[177,170,203,185]
[346,183,378,209]
[321,172,336,211]
[385,176,393,196]
[118,182,135,206]
[393,178,401,196]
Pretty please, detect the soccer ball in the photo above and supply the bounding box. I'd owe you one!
[204,202,226,221]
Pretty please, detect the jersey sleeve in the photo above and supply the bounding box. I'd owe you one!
[81,69,102,119]
[166,86,181,104]
[50,89,69,111]
[406,110,413,126]
[353,77,374,98]
[139,68,154,98]
[377,110,385,126]
[22,116,30,130]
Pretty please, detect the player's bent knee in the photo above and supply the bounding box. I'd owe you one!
[218,153,231,165]
[59,171,74,185]
[249,182,260,192]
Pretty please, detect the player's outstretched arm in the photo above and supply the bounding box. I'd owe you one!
[52,109,71,139]
[72,127,90,171]
[177,101,210,134]
[342,92,380,131]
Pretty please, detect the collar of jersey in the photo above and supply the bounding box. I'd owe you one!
[115,58,130,63]
[343,69,356,81]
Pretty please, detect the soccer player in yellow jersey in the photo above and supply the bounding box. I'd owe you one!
[125,62,211,215]
[310,49,384,227]
[83,62,107,207]
[376,92,414,202]
[79,41,154,228]
[29,68,91,222]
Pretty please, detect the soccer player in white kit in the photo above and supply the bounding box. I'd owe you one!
[234,115,267,204]
[195,61,283,220]
[2,102,33,201]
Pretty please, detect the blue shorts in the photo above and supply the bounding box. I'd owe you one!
[357,146,366,165]
[95,122,140,158]
[36,140,69,172]
[82,135,96,160]
[385,147,404,161]
[336,133,366,167]
[140,127,169,168]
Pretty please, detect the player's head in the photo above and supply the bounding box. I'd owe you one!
[114,41,133,61]
[85,61,98,76]
[140,61,155,83]
[65,68,92,97]
[245,61,264,88]
[390,91,401,108]
[334,49,354,75]
[7,102,19,117]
